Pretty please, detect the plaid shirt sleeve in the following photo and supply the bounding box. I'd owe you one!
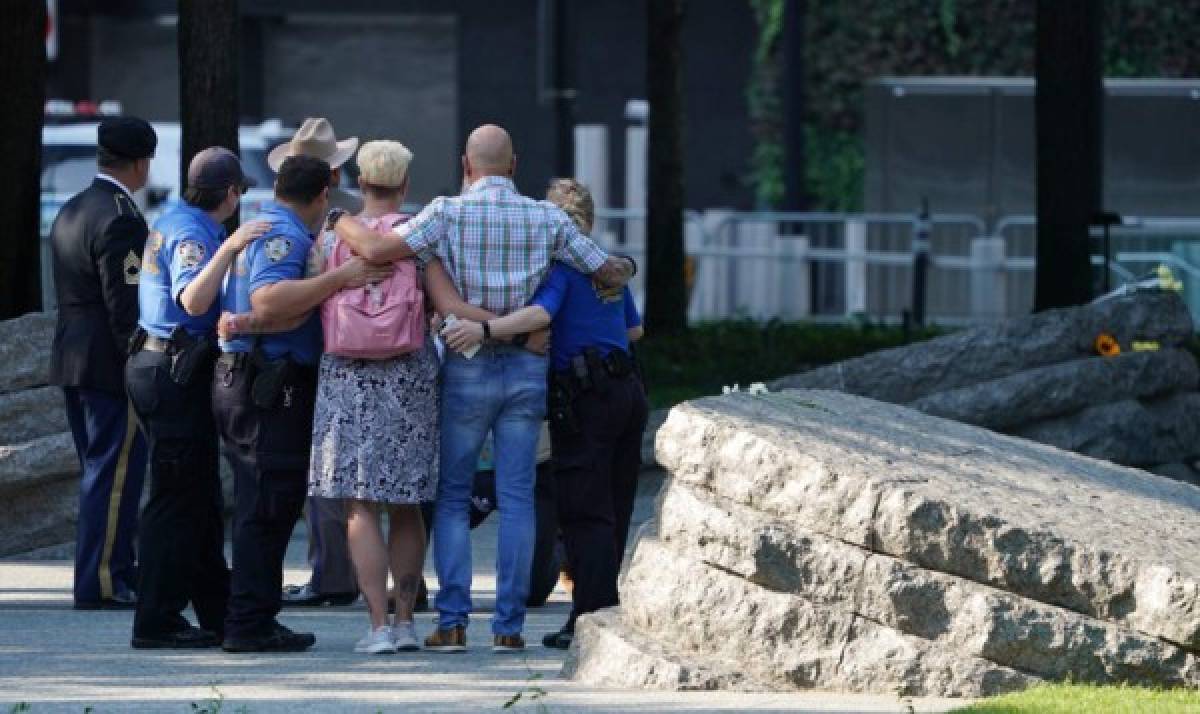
[550,208,608,274]
[396,198,445,261]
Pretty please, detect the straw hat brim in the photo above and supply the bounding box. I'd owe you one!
[268,137,359,172]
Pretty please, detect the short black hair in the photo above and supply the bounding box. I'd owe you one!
[183,185,228,211]
[275,156,331,205]
[97,146,135,171]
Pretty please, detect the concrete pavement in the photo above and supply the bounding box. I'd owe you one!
[0,471,966,713]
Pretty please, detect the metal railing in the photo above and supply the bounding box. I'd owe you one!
[594,209,1200,325]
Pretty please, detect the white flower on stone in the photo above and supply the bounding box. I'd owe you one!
[748,382,768,395]
[722,384,740,395]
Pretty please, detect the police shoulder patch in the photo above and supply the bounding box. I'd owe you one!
[177,239,207,269]
[264,236,293,263]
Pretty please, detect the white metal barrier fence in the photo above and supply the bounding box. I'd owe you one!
[598,209,1200,325]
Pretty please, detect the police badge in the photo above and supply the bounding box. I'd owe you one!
[264,236,293,262]
[177,240,207,269]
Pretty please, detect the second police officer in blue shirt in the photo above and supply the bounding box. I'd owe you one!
[126,148,268,649]
[212,156,389,653]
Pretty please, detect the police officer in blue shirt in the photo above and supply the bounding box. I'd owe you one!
[126,148,267,649]
[213,155,386,653]
[442,178,648,651]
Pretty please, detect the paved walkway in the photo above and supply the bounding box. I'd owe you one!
[0,472,965,713]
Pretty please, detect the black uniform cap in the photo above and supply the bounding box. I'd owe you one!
[97,117,157,160]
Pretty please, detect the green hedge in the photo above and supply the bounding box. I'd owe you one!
[637,320,943,408]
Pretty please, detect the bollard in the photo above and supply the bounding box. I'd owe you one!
[911,198,931,326]
[970,237,1007,323]
[844,219,867,317]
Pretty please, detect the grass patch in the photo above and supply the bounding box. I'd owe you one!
[637,319,943,409]
[953,683,1200,713]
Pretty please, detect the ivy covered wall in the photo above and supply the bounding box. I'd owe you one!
[749,0,1200,210]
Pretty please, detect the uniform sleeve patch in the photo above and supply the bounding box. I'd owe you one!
[177,240,208,269]
[264,236,293,262]
[124,250,141,285]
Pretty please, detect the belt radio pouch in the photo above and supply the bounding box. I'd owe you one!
[570,354,593,393]
[128,328,148,357]
[251,357,292,409]
[167,326,216,387]
[548,376,581,435]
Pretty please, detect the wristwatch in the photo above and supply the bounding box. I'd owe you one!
[482,321,492,340]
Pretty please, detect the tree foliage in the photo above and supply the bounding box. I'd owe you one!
[748,0,1200,211]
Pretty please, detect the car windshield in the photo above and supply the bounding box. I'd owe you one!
[42,145,97,195]
[240,147,274,189]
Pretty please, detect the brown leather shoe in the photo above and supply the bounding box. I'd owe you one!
[424,625,467,653]
[493,633,525,653]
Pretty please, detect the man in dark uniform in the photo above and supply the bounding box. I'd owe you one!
[213,156,384,652]
[126,148,267,648]
[49,117,156,610]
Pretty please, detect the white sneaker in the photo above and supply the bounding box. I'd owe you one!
[354,626,397,654]
[392,621,420,652]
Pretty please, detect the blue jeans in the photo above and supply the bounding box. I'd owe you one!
[434,345,547,635]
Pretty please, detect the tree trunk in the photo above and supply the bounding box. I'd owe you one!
[781,0,806,211]
[179,0,240,231]
[645,0,688,334]
[1034,0,1102,311]
[0,2,47,317]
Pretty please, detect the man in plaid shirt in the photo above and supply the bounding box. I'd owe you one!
[332,124,633,653]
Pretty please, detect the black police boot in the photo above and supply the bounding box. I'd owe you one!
[132,625,220,650]
[542,628,573,650]
[221,622,316,653]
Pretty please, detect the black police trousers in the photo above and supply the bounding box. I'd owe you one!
[549,372,649,632]
[212,357,316,640]
[126,349,230,638]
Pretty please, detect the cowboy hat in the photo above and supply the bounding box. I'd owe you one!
[268,117,359,172]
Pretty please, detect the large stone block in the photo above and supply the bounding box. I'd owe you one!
[656,480,1200,686]
[612,537,1036,697]
[0,431,77,493]
[0,387,70,444]
[770,292,1192,403]
[655,390,1200,651]
[908,350,1198,431]
[0,312,55,394]
[565,609,752,691]
[1015,392,1200,467]
[0,432,79,556]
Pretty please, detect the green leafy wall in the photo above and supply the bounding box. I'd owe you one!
[748,0,1200,210]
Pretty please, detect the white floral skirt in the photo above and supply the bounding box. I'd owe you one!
[308,344,440,504]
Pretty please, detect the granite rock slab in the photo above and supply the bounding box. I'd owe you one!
[613,537,1037,697]
[908,350,1198,431]
[655,390,1200,650]
[0,312,55,394]
[1014,392,1200,467]
[656,479,1200,686]
[770,292,1192,403]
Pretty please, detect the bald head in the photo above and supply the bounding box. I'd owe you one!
[464,124,515,180]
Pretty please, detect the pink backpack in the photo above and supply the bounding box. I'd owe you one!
[320,213,425,359]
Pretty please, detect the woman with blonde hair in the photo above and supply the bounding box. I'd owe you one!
[306,140,440,654]
[442,178,648,650]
